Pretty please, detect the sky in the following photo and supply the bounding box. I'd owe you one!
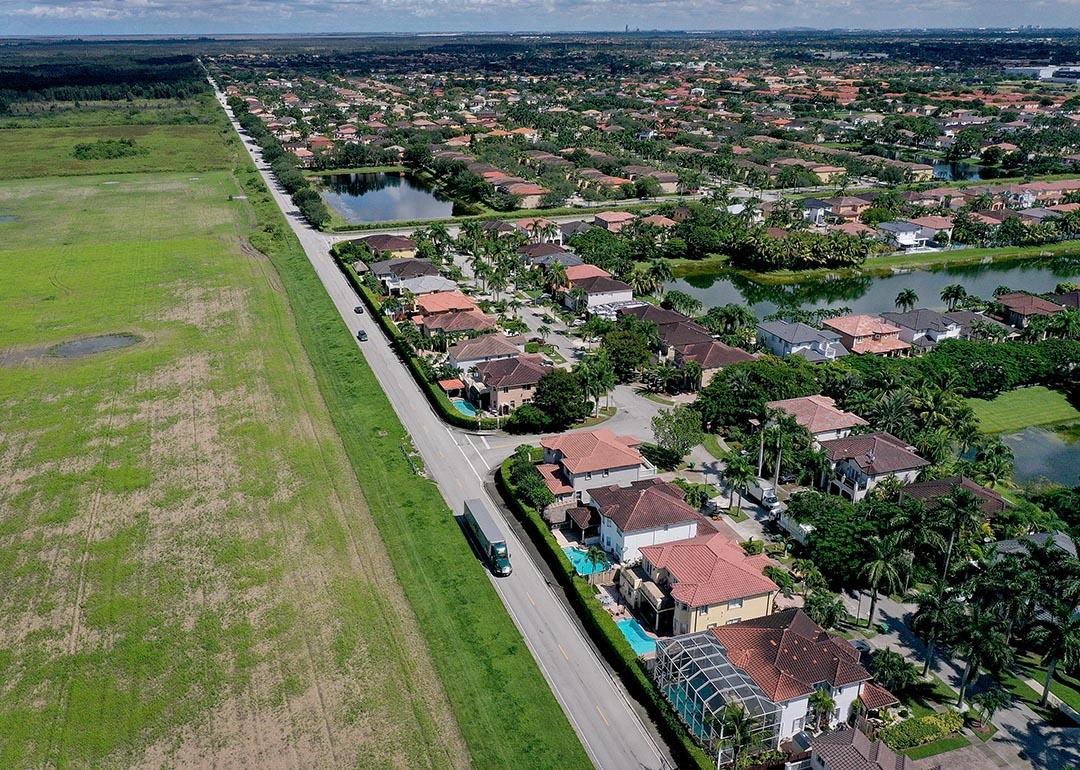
[0,0,1077,36]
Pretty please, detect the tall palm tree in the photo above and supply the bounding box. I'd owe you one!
[936,487,985,580]
[647,258,674,297]
[889,500,946,595]
[585,545,611,575]
[629,269,659,297]
[713,703,758,769]
[940,284,968,312]
[895,288,919,313]
[1033,601,1080,707]
[545,262,569,294]
[808,689,836,732]
[911,581,962,676]
[860,535,903,628]
[722,453,756,515]
[954,607,1013,706]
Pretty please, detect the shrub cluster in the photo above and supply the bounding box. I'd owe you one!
[879,710,964,750]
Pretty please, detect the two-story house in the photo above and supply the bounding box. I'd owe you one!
[471,355,552,415]
[538,428,656,505]
[822,316,911,357]
[995,291,1064,329]
[756,320,849,362]
[819,432,929,501]
[590,478,705,563]
[765,395,868,441]
[621,533,778,635]
[446,334,525,371]
[878,308,962,351]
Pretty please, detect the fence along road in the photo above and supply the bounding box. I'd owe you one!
[212,80,671,770]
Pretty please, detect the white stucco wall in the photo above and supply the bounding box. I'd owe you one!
[600,519,698,563]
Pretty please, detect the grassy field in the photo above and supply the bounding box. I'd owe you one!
[967,386,1080,434]
[0,114,473,766]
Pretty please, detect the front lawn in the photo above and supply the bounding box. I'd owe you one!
[900,676,961,719]
[903,735,970,760]
[967,386,1080,434]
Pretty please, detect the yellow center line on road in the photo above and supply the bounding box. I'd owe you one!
[526,592,536,606]
[558,644,569,661]
[595,704,609,727]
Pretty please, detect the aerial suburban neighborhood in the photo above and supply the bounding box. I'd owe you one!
[0,19,1079,770]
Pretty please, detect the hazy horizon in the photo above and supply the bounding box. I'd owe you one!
[2,0,1077,38]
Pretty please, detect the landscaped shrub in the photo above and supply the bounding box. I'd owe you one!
[879,709,964,750]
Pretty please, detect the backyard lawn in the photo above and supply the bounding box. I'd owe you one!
[967,386,1080,434]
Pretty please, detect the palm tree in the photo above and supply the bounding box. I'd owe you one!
[911,581,962,676]
[585,545,611,575]
[889,500,946,594]
[682,359,704,392]
[860,535,903,628]
[647,258,674,297]
[1033,601,1080,707]
[895,288,919,312]
[629,269,659,297]
[804,589,846,630]
[954,607,1013,706]
[940,284,968,312]
[545,262,569,294]
[869,648,918,694]
[972,687,1012,727]
[713,703,759,769]
[808,689,836,732]
[936,487,985,580]
[722,453,756,515]
[537,324,551,342]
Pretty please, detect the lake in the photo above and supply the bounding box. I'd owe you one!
[320,171,460,223]
[1002,426,1080,487]
[669,257,1080,319]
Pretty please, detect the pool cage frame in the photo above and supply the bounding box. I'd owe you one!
[654,632,781,768]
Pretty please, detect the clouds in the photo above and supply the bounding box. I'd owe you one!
[0,0,1076,34]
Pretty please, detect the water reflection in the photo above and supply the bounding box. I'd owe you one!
[321,171,460,223]
[1002,427,1080,486]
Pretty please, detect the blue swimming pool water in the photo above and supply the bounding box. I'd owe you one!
[563,547,607,576]
[451,398,478,417]
[617,618,657,656]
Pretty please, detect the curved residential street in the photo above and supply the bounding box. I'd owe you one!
[213,81,674,770]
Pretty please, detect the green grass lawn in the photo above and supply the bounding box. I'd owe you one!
[1015,653,1080,715]
[900,676,961,718]
[0,92,588,769]
[967,386,1080,434]
[701,433,726,459]
[904,734,970,760]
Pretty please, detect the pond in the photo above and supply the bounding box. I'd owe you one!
[1001,426,1080,487]
[933,160,983,182]
[669,256,1080,319]
[320,171,462,223]
[50,333,142,358]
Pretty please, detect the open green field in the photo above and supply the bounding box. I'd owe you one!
[0,117,476,766]
[0,123,234,179]
[967,386,1080,434]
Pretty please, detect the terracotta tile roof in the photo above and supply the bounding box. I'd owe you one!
[640,533,777,608]
[849,336,910,355]
[711,609,871,703]
[858,681,899,711]
[812,726,908,770]
[823,315,903,338]
[437,378,465,391]
[474,355,552,388]
[766,394,868,435]
[902,475,1008,516]
[415,290,478,315]
[996,291,1064,317]
[446,333,522,362]
[537,463,574,495]
[590,478,703,533]
[567,505,597,529]
[821,432,929,475]
[565,263,611,281]
[676,340,755,370]
[423,310,498,334]
[541,428,645,475]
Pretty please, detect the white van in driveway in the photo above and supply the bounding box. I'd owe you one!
[747,478,783,514]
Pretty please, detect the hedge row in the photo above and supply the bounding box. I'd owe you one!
[496,458,714,770]
[879,709,964,751]
[332,255,502,431]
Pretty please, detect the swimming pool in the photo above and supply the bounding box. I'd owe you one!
[451,398,478,417]
[563,547,607,576]
[617,618,657,656]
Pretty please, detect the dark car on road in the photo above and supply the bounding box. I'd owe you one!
[356,330,368,342]
[354,305,364,314]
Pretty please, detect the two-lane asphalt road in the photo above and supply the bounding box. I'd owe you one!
[211,81,671,770]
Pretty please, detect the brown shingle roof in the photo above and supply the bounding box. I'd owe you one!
[474,355,552,388]
[997,291,1064,317]
[811,726,908,770]
[711,609,871,703]
[901,476,1008,516]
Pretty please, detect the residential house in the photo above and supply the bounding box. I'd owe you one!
[756,321,849,362]
[422,309,498,338]
[878,309,961,350]
[822,316,910,357]
[357,234,418,259]
[901,476,1009,517]
[621,533,777,635]
[824,196,871,220]
[446,333,524,371]
[995,292,1064,329]
[654,609,894,764]
[766,395,867,441]
[673,341,755,386]
[820,432,929,501]
[564,274,634,312]
[942,310,1016,340]
[1050,289,1080,311]
[590,478,707,563]
[904,215,954,242]
[396,274,459,296]
[472,355,552,415]
[810,727,909,770]
[800,197,831,226]
[878,221,932,250]
[538,428,656,505]
[414,290,478,317]
[370,258,439,293]
[593,211,637,232]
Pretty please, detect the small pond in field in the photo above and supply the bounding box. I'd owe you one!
[50,334,142,358]
[320,171,464,223]
[1001,426,1080,487]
